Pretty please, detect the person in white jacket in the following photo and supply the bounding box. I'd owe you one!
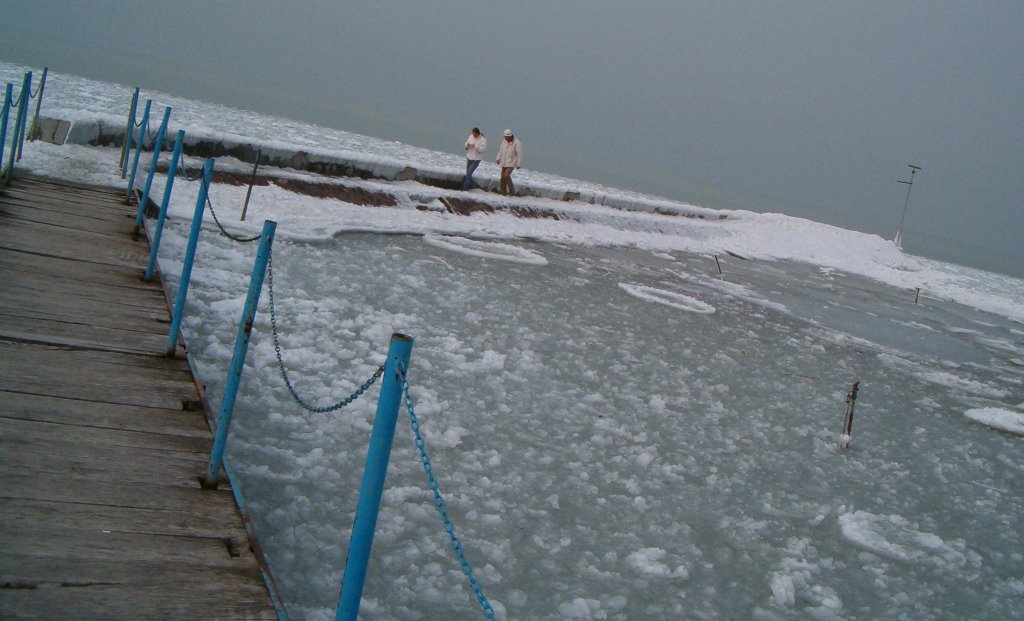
[462,127,487,190]
[495,129,523,196]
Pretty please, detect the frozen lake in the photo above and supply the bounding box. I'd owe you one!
[5,61,1022,620]
[160,226,1023,621]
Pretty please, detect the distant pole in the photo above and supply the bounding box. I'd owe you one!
[893,164,921,249]
[27,67,47,143]
[839,381,860,448]
[120,88,140,177]
[240,149,261,221]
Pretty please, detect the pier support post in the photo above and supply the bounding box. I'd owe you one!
[134,106,171,239]
[145,130,186,281]
[3,72,30,185]
[166,159,213,355]
[202,219,277,490]
[336,333,415,621]
[125,99,151,203]
[0,84,12,180]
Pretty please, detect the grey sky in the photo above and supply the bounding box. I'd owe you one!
[2,1,1021,276]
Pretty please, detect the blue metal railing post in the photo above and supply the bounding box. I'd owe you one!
[145,130,186,282]
[126,99,152,202]
[26,66,47,144]
[166,158,213,355]
[134,106,171,237]
[0,83,12,179]
[336,333,415,621]
[121,88,140,177]
[201,218,277,490]
[3,72,30,185]
[12,71,31,164]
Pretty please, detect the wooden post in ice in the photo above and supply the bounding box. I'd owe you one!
[893,164,921,249]
[714,254,722,275]
[914,287,920,304]
[839,381,860,448]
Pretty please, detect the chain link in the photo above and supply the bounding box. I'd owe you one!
[398,364,497,621]
[178,156,203,181]
[30,78,43,99]
[266,245,384,413]
[205,189,261,243]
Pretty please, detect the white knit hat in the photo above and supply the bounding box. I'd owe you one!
[503,129,513,136]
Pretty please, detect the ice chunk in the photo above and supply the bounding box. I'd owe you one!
[626,548,689,579]
[838,511,979,571]
[618,283,716,314]
[964,407,1024,435]
[423,234,548,265]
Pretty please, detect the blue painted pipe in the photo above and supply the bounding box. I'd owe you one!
[336,333,415,621]
[202,218,277,489]
[166,158,212,356]
[3,72,29,184]
[145,129,186,282]
[11,71,31,165]
[135,106,171,232]
[0,83,12,178]
[121,88,139,178]
[126,99,151,202]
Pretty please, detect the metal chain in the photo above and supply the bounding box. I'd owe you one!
[178,157,203,181]
[205,192,261,243]
[10,90,23,108]
[398,364,497,621]
[266,245,385,413]
[30,78,43,99]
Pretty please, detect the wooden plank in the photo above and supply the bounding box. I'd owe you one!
[0,341,192,374]
[0,188,134,214]
[0,313,171,356]
[0,212,138,248]
[0,561,275,621]
[0,247,163,293]
[0,285,169,328]
[0,391,209,438]
[1,446,209,491]
[0,471,235,516]
[0,417,211,459]
[13,174,127,195]
[0,200,136,234]
[0,221,151,269]
[0,497,247,542]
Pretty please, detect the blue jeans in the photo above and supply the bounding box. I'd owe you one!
[462,158,481,190]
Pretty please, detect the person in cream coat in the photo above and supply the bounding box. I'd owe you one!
[495,129,523,196]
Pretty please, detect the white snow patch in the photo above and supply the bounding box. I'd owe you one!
[838,511,980,571]
[626,548,689,579]
[619,283,716,315]
[423,234,548,265]
[964,407,1024,435]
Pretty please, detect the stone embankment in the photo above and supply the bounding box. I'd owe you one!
[35,116,727,221]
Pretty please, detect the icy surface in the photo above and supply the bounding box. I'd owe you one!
[964,407,1024,436]
[4,62,1024,620]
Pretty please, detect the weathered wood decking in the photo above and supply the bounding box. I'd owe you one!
[0,174,278,619]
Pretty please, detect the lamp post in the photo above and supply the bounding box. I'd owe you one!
[893,164,922,249]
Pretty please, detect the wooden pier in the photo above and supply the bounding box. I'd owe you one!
[0,174,279,619]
